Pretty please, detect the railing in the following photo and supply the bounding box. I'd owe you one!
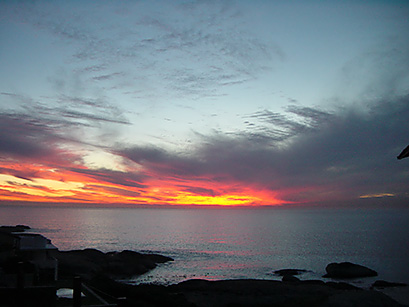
[73,276,126,307]
[8,262,128,307]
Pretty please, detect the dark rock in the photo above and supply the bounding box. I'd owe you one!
[372,280,407,289]
[107,250,172,264]
[105,250,173,277]
[16,225,31,230]
[323,262,378,279]
[53,249,173,280]
[84,277,404,307]
[274,268,307,276]
[169,279,402,307]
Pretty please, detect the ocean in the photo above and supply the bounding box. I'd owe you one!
[1,205,408,287]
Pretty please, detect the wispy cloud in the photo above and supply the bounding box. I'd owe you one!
[1,92,128,126]
[4,1,281,101]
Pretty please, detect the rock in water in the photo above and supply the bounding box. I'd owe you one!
[54,249,174,280]
[324,262,377,278]
[274,269,307,276]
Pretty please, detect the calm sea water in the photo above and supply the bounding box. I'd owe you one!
[1,205,408,287]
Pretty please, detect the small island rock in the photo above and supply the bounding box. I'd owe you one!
[324,262,377,279]
[274,269,307,276]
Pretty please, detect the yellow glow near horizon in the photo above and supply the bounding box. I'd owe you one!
[34,178,84,191]
[171,194,263,206]
[0,174,84,198]
[0,174,30,186]
[138,186,284,206]
[0,163,284,206]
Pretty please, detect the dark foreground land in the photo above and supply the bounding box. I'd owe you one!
[1,225,407,306]
[88,275,406,307]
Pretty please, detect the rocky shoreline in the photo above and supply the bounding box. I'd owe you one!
[54,248,173,280]
[1,225,408,306]
[55,248,408,306]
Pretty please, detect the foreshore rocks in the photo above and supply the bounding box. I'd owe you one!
[323,262,378,279]
[84,261,406,306]
[53,249,173,279]
[87,276,405,307]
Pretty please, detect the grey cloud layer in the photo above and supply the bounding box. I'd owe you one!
[0,92,129,154]
[1,93,407,205]
[0,113,61,159]
[118,97,409,203]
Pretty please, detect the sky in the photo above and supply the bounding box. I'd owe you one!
[0,0,408,207]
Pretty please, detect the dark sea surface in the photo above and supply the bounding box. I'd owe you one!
[1,205,408,287]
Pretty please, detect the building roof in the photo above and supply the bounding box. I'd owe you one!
[0,232,57,251]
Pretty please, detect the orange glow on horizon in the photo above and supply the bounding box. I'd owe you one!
[0,160,285,207]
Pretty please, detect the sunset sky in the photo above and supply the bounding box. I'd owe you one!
[1,0,408,207]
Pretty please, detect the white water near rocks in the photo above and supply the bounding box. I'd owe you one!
[1,205,409,288]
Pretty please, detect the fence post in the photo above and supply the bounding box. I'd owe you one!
[73,276,82,307]
[16,262,25,289]
[15,262,25,307]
